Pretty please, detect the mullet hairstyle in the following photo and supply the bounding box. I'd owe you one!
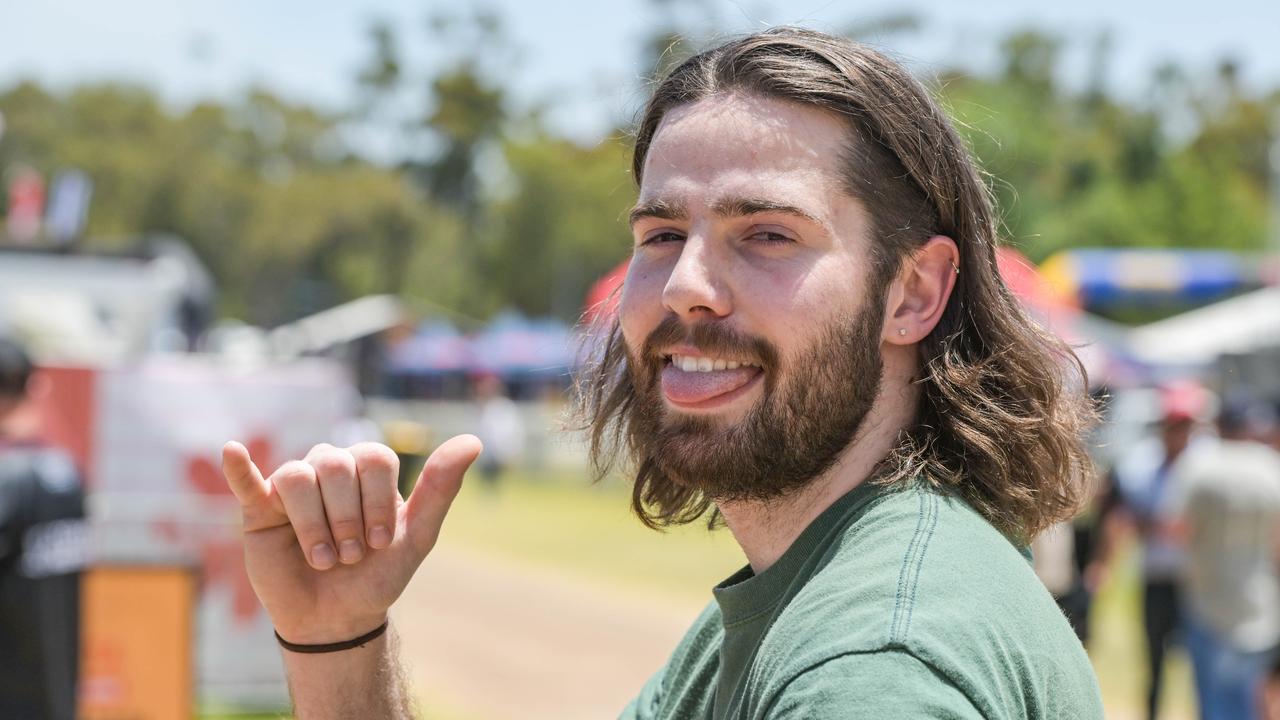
[576,27,1096,542]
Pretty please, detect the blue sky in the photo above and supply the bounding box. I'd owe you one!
[3,0,1278,141]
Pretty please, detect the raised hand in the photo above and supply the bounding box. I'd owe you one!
[221,435,482,644]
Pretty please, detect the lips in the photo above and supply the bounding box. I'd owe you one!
[660,362,763,405]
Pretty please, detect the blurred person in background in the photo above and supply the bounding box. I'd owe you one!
[1034,386,1123,645]
[0,337,87,720]
[1033,462,1123,645]
[1166,399,1280,720]
[1113,381,1208,720]
[221,29,1103,719]
[471,372,524,489]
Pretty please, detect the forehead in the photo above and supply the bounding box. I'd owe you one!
[639,93,850,206]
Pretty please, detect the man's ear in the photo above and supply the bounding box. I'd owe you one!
[881,236,959,345]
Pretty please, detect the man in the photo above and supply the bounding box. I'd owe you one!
[1168,401,1280,720]
[0,338,87,720]
[471,372,524,489]
[1113,381,1207,720]
[222,28,1102,718]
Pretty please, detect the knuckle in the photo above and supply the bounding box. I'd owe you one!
[351,443,398,475]
[362,499,396,521]
[272,461,316,490]
[312,450,356,479]
[303,442,335,460]
[328,517,365,539]
[296,521,333,543]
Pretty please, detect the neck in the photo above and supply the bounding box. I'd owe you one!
[718,357,918,574]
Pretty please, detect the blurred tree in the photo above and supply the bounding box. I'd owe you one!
[479,132,634,320]
[0,81,465,325]
[937,29,1277,262]
[2,18,1276,330]
[408,7,511,217]
[356,20,402,103]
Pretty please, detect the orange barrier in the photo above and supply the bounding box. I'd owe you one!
[79,565,197,720]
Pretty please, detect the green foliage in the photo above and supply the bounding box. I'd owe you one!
[478,133,634,319]
[938,30,1277,262]
[0,81,466,325]
[1,21,1276,327]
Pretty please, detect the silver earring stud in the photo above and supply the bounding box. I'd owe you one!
[897,328,907,336]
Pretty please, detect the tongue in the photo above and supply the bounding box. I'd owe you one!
[661,364,761,404]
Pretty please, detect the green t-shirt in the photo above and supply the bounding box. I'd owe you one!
[621,479,1104,719]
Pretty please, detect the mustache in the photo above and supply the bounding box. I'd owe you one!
[639,315,779,370]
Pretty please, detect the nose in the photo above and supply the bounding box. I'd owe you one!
[661,235,731,320]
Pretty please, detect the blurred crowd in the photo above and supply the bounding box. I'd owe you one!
[1037,381,1280,720]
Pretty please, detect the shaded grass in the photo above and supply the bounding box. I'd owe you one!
[1089,546,1195,719]
[440,468,746,606]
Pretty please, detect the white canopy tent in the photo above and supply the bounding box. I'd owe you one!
[1128,286,1280,367]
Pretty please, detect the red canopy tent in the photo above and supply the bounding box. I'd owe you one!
[582,259,629,325]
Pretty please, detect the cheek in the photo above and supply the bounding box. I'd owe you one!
[618,259,669,348]
[752,258,871,355]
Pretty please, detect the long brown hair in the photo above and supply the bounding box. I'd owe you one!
[577,27,1095,542]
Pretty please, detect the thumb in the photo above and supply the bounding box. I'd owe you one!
[404,434,483,557]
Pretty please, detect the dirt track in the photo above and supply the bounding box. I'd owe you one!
[392,543,708,719]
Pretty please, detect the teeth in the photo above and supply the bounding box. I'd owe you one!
[670,355,758,373]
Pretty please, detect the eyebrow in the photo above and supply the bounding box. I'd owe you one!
[628,195,831,236]
[628,198,686,227]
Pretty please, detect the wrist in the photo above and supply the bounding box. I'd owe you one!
[277,620,388,654]
[274,614,389,646]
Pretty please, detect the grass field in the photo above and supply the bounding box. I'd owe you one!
[203,467,1196,719]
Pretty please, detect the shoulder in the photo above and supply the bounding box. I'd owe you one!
[752,484,1102,719]
[772,483,1048,643]
[0,444,79,494]
[762,649,984,719]
[1183,441,1280,500]
[624,602,722,720]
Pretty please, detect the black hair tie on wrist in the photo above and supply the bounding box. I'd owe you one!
[275,619,389,654]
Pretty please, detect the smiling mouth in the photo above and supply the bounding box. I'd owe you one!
[665,353,762,373]
[660,354,764,407]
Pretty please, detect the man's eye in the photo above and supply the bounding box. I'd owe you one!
[643,231,685,245]
[748,230,794,244]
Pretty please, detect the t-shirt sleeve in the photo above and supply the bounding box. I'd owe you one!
[764,650,985,719]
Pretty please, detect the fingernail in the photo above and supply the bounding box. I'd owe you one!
[311,543,337,569]
[369,526,392,549]
[339,539,364,564]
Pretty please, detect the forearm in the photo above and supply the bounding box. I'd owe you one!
[282,625,417,720]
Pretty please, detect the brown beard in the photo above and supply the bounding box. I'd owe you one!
[623,298,886,504]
